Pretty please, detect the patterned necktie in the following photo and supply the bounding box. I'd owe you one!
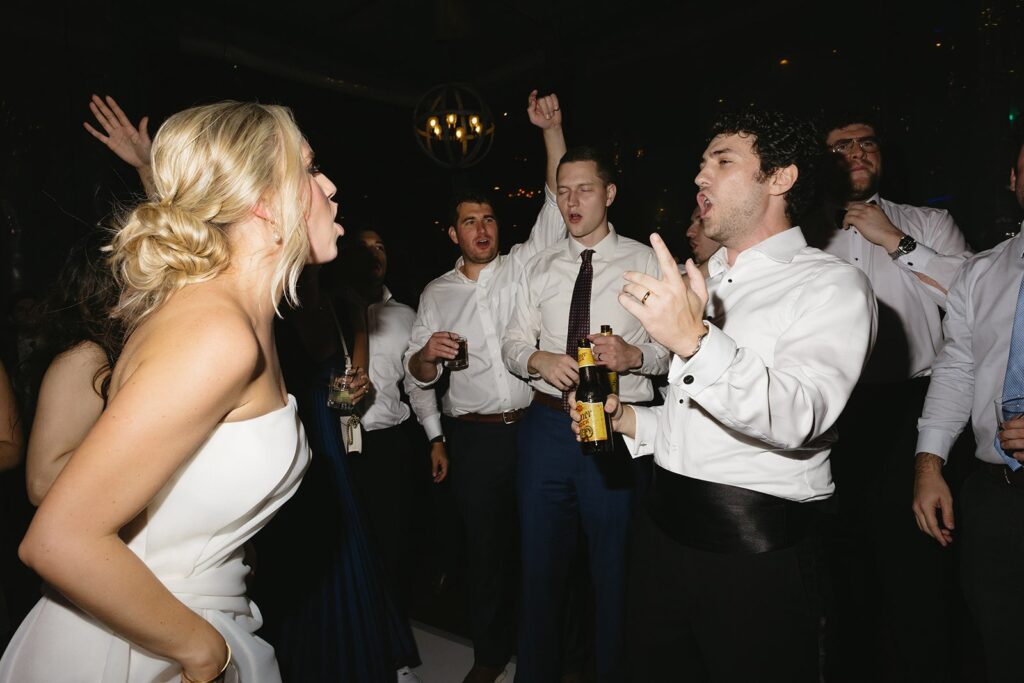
[563,249,594,411]
[996,272,1024,471]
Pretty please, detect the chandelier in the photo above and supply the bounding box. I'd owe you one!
[413,83,495,169]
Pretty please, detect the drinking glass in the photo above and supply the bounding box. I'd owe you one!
[995,396,1024,429]
[328,367,358,415]
[444,335,469,371]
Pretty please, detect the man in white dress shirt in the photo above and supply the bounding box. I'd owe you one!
[818,116,973,679]
[501,144,669,682]
[598,111,876,681]
[404,90,568,683]
[913,139,1024,683]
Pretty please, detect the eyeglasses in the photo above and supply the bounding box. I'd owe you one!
[830,136,880,155]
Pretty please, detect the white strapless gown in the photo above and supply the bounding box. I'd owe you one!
[0,395,310,682]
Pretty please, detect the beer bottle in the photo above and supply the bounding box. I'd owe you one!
[599,324,619,395]
[576,339,614,455]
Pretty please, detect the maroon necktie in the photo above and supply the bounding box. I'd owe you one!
[563,249,594,411]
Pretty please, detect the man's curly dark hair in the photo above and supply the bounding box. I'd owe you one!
[708,111,822,223]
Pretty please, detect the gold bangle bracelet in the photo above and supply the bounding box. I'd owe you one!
[182,642,232,683]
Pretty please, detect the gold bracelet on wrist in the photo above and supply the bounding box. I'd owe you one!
[182,642,232,683]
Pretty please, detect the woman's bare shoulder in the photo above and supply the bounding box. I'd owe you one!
[113,289,261,398]
[51,341,108,372]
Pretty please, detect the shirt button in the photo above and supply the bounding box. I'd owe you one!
[727,278,733,283]
[678,398,684,404]
[908,261,914,266]
[683,375,694,385]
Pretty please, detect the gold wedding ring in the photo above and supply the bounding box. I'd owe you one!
[640,290,652,305]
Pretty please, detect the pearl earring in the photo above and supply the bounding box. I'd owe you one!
[273,232,282,244]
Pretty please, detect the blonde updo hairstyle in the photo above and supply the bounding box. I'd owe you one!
[110,101,311,330]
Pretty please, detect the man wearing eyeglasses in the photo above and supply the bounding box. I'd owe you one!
[820,117,973,681]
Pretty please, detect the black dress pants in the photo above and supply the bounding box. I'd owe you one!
[826,377,956,682]
[627,509,822,682]
[349,417,426,616]
[444,416,519,668]
[959,465,1024,683]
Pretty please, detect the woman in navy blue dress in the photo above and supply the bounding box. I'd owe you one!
[256,264,420,683]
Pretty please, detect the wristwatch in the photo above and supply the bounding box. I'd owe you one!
[430,435,445,445]
[888,234,917,260]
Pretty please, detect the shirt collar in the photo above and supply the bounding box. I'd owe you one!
[568,223,618,261]
[372,285,393,306]
[707,227,807,277]
[451,253,502,284]
[1015,220,1024,259]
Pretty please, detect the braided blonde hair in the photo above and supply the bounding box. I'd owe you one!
[109,101,310,331]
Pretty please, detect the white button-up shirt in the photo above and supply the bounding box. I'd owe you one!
[917,224,1024,465]
[502,225,670,403]
[360,287,441,440]
[820,195,972,381]
[405,188,566,419]
[625,228,877,502]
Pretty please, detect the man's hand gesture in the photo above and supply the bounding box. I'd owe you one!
[619,233,709,358]
[527,89,562,130]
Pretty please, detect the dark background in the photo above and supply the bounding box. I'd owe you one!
[2,0,1022,311]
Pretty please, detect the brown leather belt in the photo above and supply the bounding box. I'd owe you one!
[531,391,565,413]
[454,408,526,425]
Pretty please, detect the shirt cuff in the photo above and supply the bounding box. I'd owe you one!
[634,342,660,375]
[408,359,442,388]
[513,347,539,379]
[897,242,937,273]
[421,414,443,442]
[915,427,954,463]
[621,405,657,458]
[668,324,735,395]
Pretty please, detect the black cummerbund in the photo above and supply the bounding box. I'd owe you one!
[648,465,820,555]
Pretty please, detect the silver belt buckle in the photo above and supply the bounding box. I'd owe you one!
[502,410,517,425]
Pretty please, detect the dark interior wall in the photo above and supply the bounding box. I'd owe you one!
[2,0,1021,313]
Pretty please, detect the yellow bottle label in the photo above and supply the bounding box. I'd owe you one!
[607,371,619,395]
[577,347,596,367]
[577,401,609,442]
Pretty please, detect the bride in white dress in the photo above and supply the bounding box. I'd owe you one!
[0,101,346,682]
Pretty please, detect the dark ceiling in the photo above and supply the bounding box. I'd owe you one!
[2,0,1022,303]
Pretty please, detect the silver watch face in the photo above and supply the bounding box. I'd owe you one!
[898,235,917,255]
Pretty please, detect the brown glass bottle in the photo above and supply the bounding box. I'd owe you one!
[576,339,614,455]
[599,324,619,395]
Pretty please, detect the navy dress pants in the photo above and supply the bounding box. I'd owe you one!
[514,401,633,683]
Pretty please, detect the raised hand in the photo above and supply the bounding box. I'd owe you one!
[527,89,562,130]
[84,94,152,170]
[619,233,709,359]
